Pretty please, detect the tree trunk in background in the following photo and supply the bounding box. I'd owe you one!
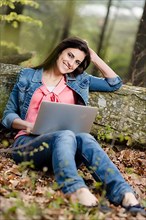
[2,2,24,45]
[102,0,121,59]
[127,0,146,87]
[92,0,112,76]
[0,53,32,65]
[60,0,75,40]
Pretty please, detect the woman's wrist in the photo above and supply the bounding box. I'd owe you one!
[12,118,30,130]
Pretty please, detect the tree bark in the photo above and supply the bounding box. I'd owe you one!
[0,53,32,65]
[102,0,121,59]
[89,86,146,148]
[60,0,75,40]
[126,0,146,87]
[0,63,146,147]
[92,0,112,76]
[97,0,112,57]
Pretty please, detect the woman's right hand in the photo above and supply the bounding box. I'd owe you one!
[25,122,34,134]
[12,118,34,133]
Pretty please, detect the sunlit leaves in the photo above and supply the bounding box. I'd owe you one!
[0,0,39,9]
[1,40,20,51]
[17,0,39,9]
[0,0,15,9]
[0,12,42,27]
[0,0,42,28]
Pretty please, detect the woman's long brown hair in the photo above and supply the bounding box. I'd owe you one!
[33,37,91,76]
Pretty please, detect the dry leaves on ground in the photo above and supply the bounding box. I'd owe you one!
[0,143,146,220]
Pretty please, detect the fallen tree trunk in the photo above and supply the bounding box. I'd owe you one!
[0,53,32,65]
[0,63,146,147]
[89,87,146,148]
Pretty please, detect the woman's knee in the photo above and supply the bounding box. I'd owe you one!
[56,130,76,141]
[76,132,102,152]
[52,130,77,153]
[76,132,96,143]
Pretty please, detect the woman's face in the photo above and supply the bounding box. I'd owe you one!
[56,48,86,74]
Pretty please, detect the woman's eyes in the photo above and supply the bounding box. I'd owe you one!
[68,53,81,65]
[68,52,73,58]
[76,61,81,65]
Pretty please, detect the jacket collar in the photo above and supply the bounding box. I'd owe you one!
[31,68,80,83]
[32,68,43,83]
[66,72,87,82]
[66,74,76,82]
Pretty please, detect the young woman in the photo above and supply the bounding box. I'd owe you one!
[2,37,145,215]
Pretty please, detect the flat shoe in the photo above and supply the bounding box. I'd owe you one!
[123,204,146,216]
[80,203,98,208]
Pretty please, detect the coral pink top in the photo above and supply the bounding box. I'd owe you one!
[15,76,76,138]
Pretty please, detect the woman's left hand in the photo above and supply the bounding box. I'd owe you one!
[88,47,117,78]
[88,47,99,63]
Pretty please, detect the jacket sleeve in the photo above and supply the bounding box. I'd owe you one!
[89,75,122,92]
[1,71,23,129]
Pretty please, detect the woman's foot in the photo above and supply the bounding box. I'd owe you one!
[122,192,139,207]
[122,192,146,216]
[70,187,98,207]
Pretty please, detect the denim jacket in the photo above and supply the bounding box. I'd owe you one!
[2,68,122,129]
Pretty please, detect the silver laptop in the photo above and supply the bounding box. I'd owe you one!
[32,101,97,135]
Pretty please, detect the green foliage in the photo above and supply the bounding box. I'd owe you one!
[124,135,133,146]
[0,0,42,28]
[1,139,9,148]
[125,167,134,174]
[1,41,20,54]
[0,0,143,80]
[97,125,134,146]
[0,0,39,9]
[17,142,49,157]
[0,0,42,62]
[97,125,114,142]
[3,199,41,220]
[141,199,146,208]
[3,199,24,220]
[1,12,42,28]
[24,203,41,218]
[18,160,35,171]
[69,202,88,215]
[0,87,10,118]
[93,181,103,190]
[6,190,19,198]
[48,196,65,209]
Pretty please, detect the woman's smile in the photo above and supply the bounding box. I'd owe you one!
[63,61,70,69]
[57,48,85,74]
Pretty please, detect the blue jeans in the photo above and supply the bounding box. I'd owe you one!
[12,130,134,205]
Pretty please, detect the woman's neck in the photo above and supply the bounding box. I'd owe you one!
[43,68,63,87]
[45,66,61,77]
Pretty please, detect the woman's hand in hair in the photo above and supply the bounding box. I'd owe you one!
[88,47,117,78]
[88,47,99,64]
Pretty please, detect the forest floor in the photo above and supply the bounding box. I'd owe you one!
[0,133,146,220]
